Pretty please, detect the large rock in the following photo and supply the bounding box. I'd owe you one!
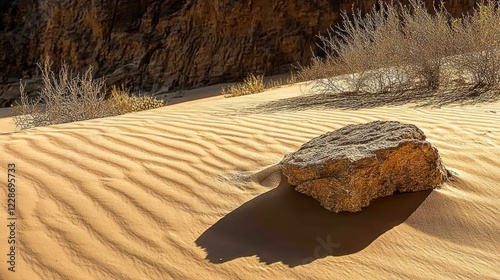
[280,121,449,213]
[0,0,479,107]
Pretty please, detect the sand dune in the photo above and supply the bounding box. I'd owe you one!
[0,84,499,279]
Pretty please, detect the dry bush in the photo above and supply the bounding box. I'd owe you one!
[12,60,165,130]
[299,0,500,96]
[110,85,165,114]
[297,51,351,94]
[452,1,500,88]
[399,1,456,90]
[13,60,113,130]
[297,57,341,83]
[265,72,299,88]
[298,1,419,94]
[221,73,266,97]
[222,72,300,98]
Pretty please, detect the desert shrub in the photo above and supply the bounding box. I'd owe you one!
[110,85,165,114]
[399,1,456,90]
[299,0,500,96]
[265,72,299,88]
[12,60,165,130]
[452,1,500,88]
[13,60,113,129]
[297,57,341,84]
[299,1,420,94]
[222,72,301,98]
[221,73,265,97]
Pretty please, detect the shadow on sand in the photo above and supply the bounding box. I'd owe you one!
[250,86,499,113]
[196,174,431,267]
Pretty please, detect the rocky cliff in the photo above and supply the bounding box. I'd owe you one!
[0,0,477,107]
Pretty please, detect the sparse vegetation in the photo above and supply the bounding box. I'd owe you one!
[299,0,500,98]
[266,72,298,88]
[110,85,165,114]
[221,73,265,97]
[451,2,500,88]
[221,72,298,98]
[12,60,165,130]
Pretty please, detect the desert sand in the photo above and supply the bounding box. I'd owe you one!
[0,83,499,279]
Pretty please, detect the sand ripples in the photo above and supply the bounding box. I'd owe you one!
[0,88,499,279]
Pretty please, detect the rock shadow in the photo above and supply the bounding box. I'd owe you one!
[196,174,432,267]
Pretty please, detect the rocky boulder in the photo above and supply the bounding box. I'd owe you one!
[280,121,449,213]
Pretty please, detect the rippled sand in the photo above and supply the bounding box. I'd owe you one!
[0,84,499,279]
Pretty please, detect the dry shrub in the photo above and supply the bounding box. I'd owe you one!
[298,1,421,94]
[221,73,265,97]
[297,57,341,83]
[110,85,165,114]
[13,60,112,129]
[12,60,165,130]
[399,2,456,90]
[452,1,500,88]
[300,0,500,96]
[222,72,300,98]
[265,72,299,88]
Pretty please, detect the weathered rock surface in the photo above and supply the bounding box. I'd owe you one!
[280,121,449,213]
[0,0,478,107]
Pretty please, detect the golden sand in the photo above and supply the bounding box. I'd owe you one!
[0,84,499,279]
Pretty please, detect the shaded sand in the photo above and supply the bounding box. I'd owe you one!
[0,84,499,279]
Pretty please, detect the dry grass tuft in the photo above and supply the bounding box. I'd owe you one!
[221,73,266,97]
[221,72,299,98]
[110,85,165,114]
[12,60,165,130]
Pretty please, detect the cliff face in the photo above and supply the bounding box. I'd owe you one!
[0,0,477,107]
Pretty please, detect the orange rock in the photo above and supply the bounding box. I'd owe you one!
[280,121,450,212]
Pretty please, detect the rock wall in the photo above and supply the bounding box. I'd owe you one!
[0,0,478,107]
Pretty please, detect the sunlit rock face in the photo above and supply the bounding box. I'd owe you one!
[280,121,450,213]
[0,0,477,107]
